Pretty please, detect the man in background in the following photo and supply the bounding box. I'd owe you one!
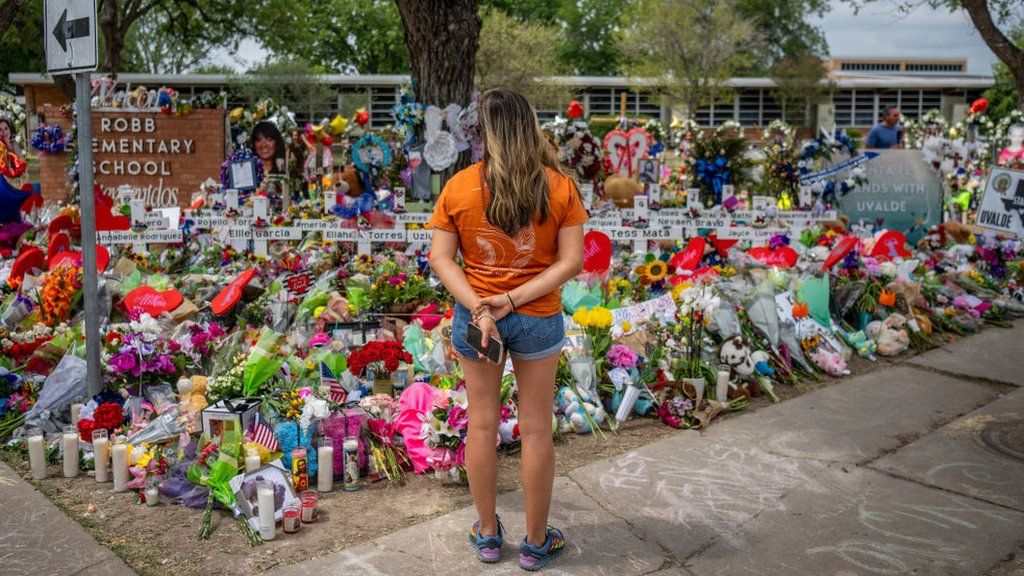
[866,106,903,149]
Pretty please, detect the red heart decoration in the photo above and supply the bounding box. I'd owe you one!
[582,231,612,274]
[21,192,43,213]
[670,237,706,271]
[868,230,911,261]
[708,233,738,257]
[822,236,859,270]
[748,246,799,269]
[283,271,313,298]
[47,214,77,237]
[49,245,110,272]
[124,286,183,316]
[10,247,44,285]
[211,269,256,315]
[48,233,70,262]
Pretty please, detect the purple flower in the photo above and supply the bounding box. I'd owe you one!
[109,352,138,375]
[607,344,639,369]
[208,323,225,338]
[768,234,790,250]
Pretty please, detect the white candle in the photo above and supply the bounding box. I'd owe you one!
[245,453,262,473]
[144,486,159,507]
[317,440,334,493]
[716,370,731,403]
[257,481,276,541]
[27,431,47,480]
[112,442,129,492]
[70,403,84,427]
[62,427,79,478]
[92,434,110,483]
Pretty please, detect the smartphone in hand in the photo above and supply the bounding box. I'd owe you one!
[466,322,504,364]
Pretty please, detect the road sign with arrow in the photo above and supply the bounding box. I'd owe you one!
[44,0,97,75]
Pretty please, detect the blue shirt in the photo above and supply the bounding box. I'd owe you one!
[866,123,902,149]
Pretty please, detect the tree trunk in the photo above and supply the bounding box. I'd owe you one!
[960,0,1024,107]
[393,0,481,175]
[99,0,123,77]
[0,0,28,40]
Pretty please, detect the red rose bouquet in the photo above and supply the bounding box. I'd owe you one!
[348,340,411,379]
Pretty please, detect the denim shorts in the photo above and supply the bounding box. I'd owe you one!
[451,303,565,361]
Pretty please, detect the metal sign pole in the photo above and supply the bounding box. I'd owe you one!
[75,71,102,396]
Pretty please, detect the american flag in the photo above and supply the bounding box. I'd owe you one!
[321,361,348,403]
[250,416,279,452]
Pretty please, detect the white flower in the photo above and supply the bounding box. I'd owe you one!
[449,388,468,409]
[299,397,329,431]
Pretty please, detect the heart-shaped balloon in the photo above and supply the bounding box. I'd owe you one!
[603,127,649,177]
[708,234,738,257]
[10,247,44,285]
[49,245,110,272]
[95,207,131,231]
[670,237,706,271]
[868,230,911,261]
[748,246,799,269]
[211,269,256,315]
[582,231,612,274]
[47,214,78,237]
[21,191,43,213]
[48,232,70,262]
[125,286,183,317]
[822,236,859,270]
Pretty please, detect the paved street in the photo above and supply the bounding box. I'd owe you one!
[270,322,1024,576]
[2,322,1022,576]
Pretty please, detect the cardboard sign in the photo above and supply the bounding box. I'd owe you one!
[976,168,1024,237]
[124,286,183,316]
[610,293,676,326]
[282,271,313,301]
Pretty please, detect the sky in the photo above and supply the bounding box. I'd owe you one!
[815,2,1000,75]
[216,3,1008,76]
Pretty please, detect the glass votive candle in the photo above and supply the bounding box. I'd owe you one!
[282,503,302,534]
[92,429,109,483]
[300,490,318,523]
[62,425,80,478]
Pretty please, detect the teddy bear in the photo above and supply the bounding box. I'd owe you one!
[604,175,644,208]
[555,385,607,434]
[810,348,848,376]
[865,313,910,356]
[718,335,774,398]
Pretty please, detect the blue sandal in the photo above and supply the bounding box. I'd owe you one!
[469,515,505,563]
[518,527,566,571]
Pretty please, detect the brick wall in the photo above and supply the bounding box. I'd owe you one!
[37,107,225,207]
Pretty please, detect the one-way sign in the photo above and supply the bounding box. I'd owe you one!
[44,0,97,75]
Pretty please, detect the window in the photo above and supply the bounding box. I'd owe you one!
[737,90,761,125]
[833,90,853,126]
[369,87,397,128]
[840,62,900,72]
[854,91,876,126]
[905,63,964,73]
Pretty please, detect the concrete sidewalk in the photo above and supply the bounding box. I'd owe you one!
[269,321,1024,576]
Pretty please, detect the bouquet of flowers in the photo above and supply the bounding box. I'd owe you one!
[419,380,468,481]
[39,264,81,326]
[104,314,186,393]
[348,340,411,380]
[366,261,437,313]
[187,423,262,546]
[0,371,36,441]
[358,394,408,483]
[75,391,126,441]
[570,306,613,393]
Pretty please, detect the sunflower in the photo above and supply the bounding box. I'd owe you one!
[635,257,671,285]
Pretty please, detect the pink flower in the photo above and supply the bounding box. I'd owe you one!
[208,323,225,338]
[432,389,451,411]
[298,387,313,398]
[447,405,468,430]
[606,344,638,369]
[109,352,138,375]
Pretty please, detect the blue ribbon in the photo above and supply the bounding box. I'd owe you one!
[695,156,731,204]
[799,152,878,184]
[332,191,377,220]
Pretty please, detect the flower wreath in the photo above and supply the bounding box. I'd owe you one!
[560,122,603,181]
[31,124,70,154]
[220,146,264,190]
[352,134,392,176]
[390,80,426,144]
[0,95,27,151]
[991,109,1024,147]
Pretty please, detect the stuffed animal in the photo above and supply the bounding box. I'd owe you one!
[842,329,877,358]
[719,336,774,380]
[555,385,606,434]
[810,349,847,376]
[604,175,644,208]
[865,313,910,356]
[498,419,520,444]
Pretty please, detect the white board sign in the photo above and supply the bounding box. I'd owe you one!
[44,0,98,75]
[976,167,1024,237]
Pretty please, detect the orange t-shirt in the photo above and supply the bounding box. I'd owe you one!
[427,162,589,317]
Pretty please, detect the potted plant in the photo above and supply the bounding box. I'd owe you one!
[347,340,412,396]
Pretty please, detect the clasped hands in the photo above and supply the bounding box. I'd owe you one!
[471,293,515,327]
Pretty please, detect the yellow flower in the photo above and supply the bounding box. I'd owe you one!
[621,321,633,332]
[671,282,692,301]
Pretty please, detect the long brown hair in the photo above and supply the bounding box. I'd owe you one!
[479,88,574,237]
